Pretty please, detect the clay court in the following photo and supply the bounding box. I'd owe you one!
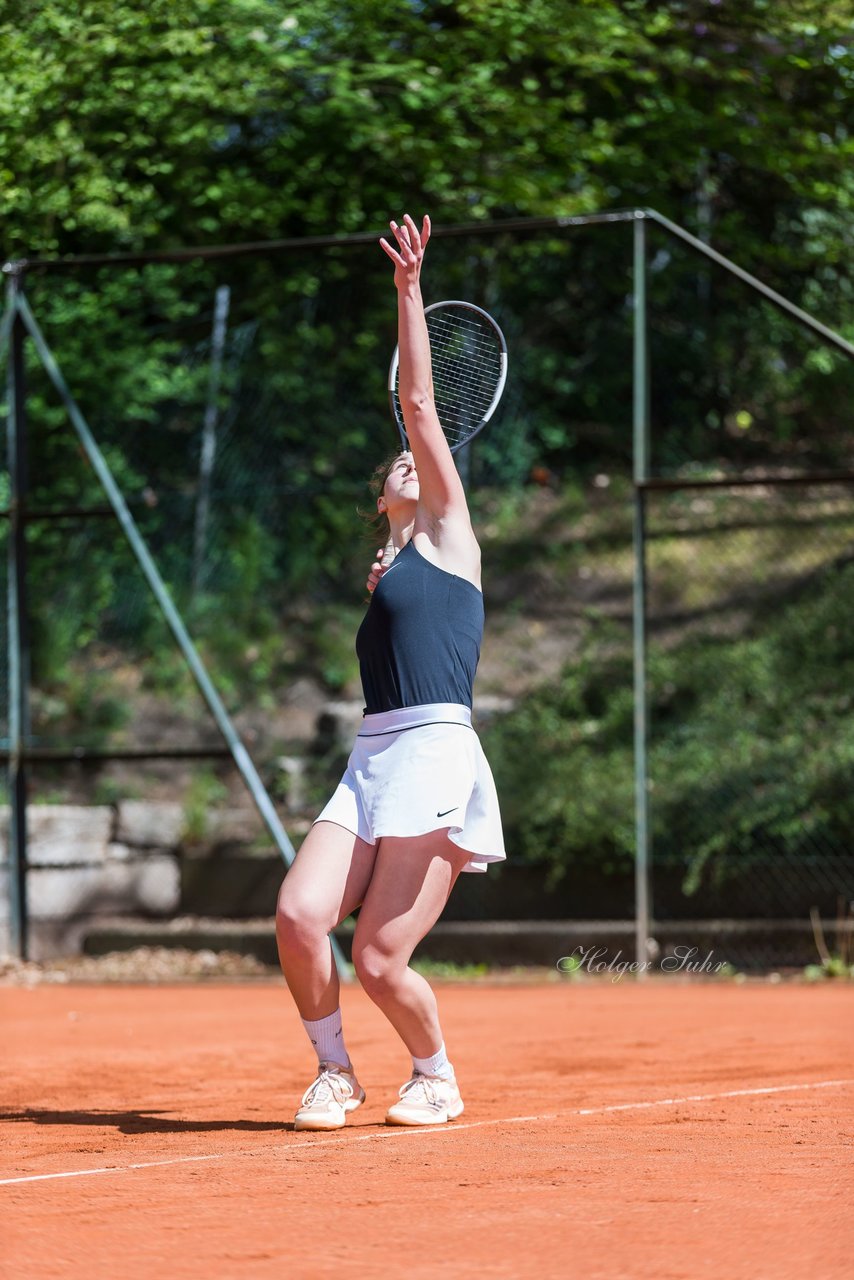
[3,978,852,1279]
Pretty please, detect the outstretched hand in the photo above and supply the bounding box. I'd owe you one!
[379,213,431,290]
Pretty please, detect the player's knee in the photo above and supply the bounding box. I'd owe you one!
[275,879,332,954]
[351,939,403,998]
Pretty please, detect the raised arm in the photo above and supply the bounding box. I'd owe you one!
[379,215,470,524]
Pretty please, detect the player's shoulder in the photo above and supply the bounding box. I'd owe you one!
[411,521,480,587]
[415,507,479,549]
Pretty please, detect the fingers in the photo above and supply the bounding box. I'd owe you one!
[402,213,421,254]
[389,215,429,256]
[404,213,429,249]
[366,547,385,593]
[389,220,415,260]
[379,236,406,267]
[380,214,430,271]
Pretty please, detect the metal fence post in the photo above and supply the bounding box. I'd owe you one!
[193,284,231,596]
[5,272,31,959]
[632,214,652,974]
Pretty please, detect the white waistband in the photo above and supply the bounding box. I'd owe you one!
[358,703,472,736]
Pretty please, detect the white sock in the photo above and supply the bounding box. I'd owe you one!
[301,1008,350,1069]
[412,1041,454,1080]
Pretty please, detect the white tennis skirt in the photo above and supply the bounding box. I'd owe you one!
[315,703,506,874]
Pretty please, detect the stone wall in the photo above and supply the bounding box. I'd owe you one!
[0,803,183,961]
[0,698,520,961]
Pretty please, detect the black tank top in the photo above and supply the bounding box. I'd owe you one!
[356,540,484,713]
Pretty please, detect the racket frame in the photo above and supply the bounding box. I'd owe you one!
[387,299,508,454]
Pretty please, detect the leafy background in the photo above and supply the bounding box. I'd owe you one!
[1,0,852,918]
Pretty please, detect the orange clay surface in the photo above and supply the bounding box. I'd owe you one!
[2,979,853,1280]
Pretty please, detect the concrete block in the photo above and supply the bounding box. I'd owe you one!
[106,842,134,862]
[134,857,181,914]
[205,809,261,844]
[116,800,184,848]
[0,805,113,866]
[316,700,364,753]
[473,694,515,722]
[277,756,307,812]
[27,856,180,920]
[182,852,283,918]
[83,917,278,966]
[27,918,91,963]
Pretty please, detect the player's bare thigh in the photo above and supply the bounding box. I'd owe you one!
[352,828,471,962]
[277,820,378,933]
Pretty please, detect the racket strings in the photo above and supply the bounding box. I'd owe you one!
[391,302,506,452]
[428,312,503,446]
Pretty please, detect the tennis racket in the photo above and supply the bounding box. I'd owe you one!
[388,300,508,454]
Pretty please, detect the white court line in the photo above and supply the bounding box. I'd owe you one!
[2,1077,852,1188]
[0,1153,225,1186]
[577,1077,854,1115]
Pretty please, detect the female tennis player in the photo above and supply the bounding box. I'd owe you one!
[276,213,505,1130]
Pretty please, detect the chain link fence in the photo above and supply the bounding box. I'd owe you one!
[2,215,853,966]
[644,481,854,967]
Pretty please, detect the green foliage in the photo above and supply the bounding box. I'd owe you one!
[301,605,363,693]
[805,899,854,979]
[181,767,229,845]
[803,958,854,981]
[91,774,141,807]
[482,557,854,893]
[410,959,491,980]
[556,954,584,981]
[31,662,131,747]
[1,0,851,611]
[4,1,852,258]
[1,0,853,871]
[483,622,638,884]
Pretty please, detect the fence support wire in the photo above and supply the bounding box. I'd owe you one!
[8,285,351,980]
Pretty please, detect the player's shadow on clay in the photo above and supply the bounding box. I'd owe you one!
[3,1108,284,1134]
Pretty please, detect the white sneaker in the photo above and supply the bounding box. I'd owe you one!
[385,1072,465,1126]
[293,1061,365,1132]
